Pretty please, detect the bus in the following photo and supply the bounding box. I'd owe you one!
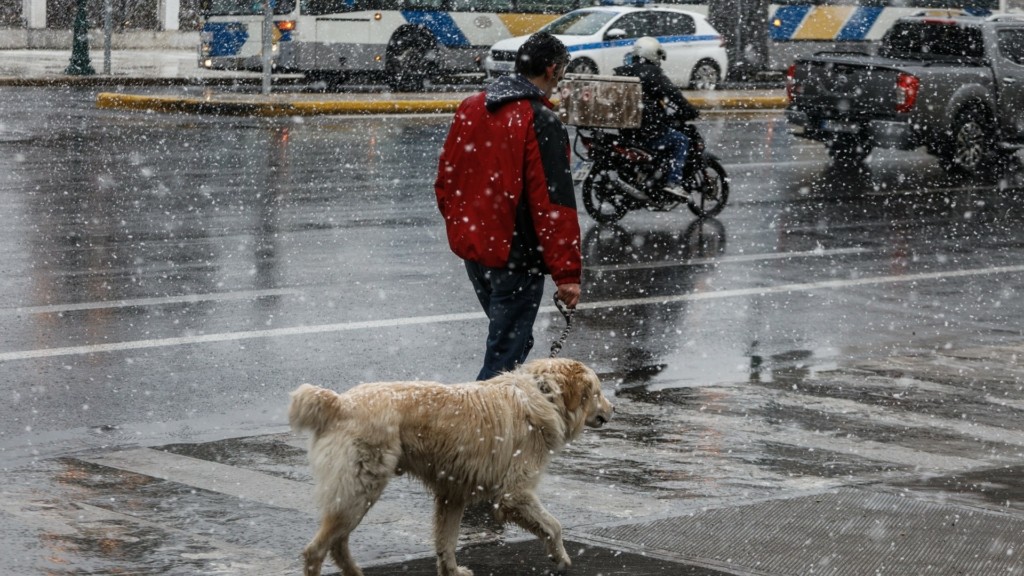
[198,0,582,89]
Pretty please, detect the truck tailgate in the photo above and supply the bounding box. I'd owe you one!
[793,58,904,119]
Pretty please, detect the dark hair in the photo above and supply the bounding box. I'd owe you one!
[514,31,570,77]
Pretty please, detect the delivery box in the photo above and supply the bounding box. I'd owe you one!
[557,73,643,129]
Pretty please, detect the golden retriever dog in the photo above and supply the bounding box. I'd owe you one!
[288,357,613,576]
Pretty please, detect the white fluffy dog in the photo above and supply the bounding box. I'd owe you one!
[288,357,614,576]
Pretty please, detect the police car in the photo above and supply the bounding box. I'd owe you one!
[484,4,729,89]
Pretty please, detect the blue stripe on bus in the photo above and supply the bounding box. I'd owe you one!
[836,6,882,41]
[567,35,719,53]
[770,5,810,41]
[203,22,248,57]
[401,10,469,48]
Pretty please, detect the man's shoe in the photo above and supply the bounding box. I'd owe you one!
[663,184,688,199]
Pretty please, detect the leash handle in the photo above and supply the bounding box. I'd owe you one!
[549,293,575,358]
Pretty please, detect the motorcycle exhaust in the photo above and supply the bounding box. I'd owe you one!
[609,173,650,201]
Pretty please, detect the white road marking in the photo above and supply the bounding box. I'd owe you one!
[587,246,870,272]
[2,263,1023,363]
[0,288,304,316]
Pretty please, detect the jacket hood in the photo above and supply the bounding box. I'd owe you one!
[485,74,547,112]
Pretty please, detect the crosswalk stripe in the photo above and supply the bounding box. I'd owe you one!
[0,490,296,576]
[670,410,989,471]
[83,448,318,513]
[771,394,1024,451]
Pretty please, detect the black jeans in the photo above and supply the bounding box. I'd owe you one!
[465,261,545,380]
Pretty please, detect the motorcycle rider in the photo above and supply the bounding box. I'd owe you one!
[614,36,700,198]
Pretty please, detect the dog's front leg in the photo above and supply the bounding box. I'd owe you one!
[500,492,571,573]
[434,497,472,576]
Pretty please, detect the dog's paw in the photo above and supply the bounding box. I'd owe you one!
[454,567,474,576]
[547,564,569,576]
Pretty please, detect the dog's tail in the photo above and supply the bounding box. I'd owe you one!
[288,383,340,437]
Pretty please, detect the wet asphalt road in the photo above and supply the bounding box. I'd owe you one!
[4,85,1024,575]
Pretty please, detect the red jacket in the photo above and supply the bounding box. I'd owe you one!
[435,75,582,286]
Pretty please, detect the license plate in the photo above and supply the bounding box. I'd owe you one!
[820,119,859,134]
[571,160,593,183]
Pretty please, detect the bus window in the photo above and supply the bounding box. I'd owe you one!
[357,0,399,9]
[515,0,575,15]
[302,0,354,15]
[206,0,296,15]
[450,0,514,11]
[404,0,445,8]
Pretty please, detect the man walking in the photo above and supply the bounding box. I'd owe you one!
[435,32,582,380]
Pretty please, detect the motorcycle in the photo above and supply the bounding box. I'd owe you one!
[572,123,729,223]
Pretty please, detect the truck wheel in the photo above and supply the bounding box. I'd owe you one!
[386,32,434,92]
[827,134,872,164]
[942,108,993,176]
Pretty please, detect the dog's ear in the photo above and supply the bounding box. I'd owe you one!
[558,361,589,412]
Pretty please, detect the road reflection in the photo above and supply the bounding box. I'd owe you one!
[580,218,727,389]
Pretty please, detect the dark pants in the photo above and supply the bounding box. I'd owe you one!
[465,261,545,381]
[651,128,690,185]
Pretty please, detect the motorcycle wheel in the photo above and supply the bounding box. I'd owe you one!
[582,169,628,224]
[686,155,729,219]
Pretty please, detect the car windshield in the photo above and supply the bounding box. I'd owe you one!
[542,10,617,36]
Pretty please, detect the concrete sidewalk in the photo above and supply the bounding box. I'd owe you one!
[0,48,787,116]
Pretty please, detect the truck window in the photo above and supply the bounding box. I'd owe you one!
[882,22,983,60]
[998,29,1024,65]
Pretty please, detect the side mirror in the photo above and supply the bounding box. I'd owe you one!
[605,28,627,41]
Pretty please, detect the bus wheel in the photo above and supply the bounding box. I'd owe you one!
[387,33,433,92]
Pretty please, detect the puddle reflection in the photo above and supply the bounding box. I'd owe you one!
[580,218,727,387]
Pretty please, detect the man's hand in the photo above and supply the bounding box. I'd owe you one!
[556,283,581,309]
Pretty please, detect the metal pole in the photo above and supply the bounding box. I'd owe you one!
[103,0,112,75]
[261,0,272,95]
[65,0,95,76]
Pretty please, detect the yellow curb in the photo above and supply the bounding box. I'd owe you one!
[97,92,463,116]
[689,95,789,110]
[97,92,787,116]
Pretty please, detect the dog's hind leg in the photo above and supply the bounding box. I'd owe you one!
[303,511,363,576]
[499,492,571,573]
[434,497,473,576]
[305,442,396,576]
[329,533,362,576]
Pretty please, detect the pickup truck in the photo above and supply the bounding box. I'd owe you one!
[785,12,1024,174]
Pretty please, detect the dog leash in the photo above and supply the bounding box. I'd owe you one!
[549,293,575,358]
